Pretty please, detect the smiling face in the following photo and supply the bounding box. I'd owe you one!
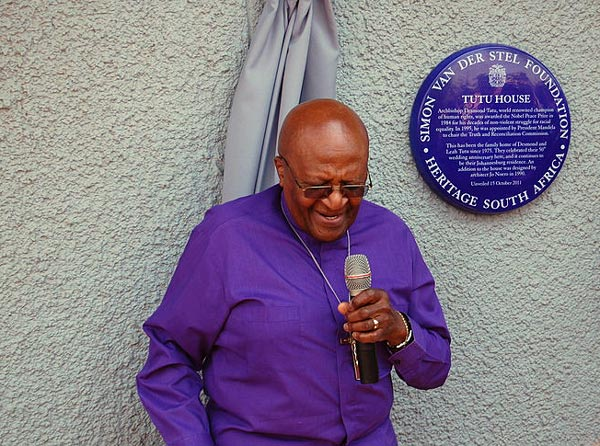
[275,99,369,242]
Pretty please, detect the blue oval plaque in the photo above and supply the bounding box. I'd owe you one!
[410,44,570,213]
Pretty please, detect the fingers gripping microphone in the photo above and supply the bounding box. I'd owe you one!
[344,254,379,384]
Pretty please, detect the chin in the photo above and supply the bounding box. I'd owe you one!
[310,227,348,243]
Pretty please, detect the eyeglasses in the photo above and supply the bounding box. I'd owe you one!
[278,155,372,199]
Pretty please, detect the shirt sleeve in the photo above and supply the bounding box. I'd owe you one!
[136,223,229,446]
[388,229,452,390]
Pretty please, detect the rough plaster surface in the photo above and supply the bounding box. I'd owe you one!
[1,1,598,445]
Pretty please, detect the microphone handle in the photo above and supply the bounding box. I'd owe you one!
[356,340,379,384]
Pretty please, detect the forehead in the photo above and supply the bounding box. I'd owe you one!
[288,116,367,156]
[289,126,368,181]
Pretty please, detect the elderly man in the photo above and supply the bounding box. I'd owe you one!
[137,99,451,446]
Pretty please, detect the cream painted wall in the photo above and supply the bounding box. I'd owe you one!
[2,1,598,444]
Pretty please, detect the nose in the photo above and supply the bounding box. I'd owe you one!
[321,186,347,209]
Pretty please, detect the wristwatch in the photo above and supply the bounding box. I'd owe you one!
[386,311,413,351]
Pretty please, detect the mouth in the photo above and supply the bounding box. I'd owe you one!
[315,211,343,225]
[308,207,356,241]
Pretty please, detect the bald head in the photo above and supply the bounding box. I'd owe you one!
[274,98,370,242]
[278,99,369,159]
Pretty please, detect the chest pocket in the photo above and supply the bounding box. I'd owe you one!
[229,302,303,375]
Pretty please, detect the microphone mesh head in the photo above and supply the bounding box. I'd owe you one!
[344,254,372,292]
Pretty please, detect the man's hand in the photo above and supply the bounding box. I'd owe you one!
[338,288,408,346]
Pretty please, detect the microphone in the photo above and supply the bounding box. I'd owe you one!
[344,254,379,384]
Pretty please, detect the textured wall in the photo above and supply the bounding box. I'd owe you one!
[1,1,598,445]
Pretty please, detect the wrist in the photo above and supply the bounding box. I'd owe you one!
[386,311,413,352]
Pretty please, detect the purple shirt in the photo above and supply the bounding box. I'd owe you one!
[137,186,451,445]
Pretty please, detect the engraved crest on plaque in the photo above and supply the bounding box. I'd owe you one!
[488,64,506,87]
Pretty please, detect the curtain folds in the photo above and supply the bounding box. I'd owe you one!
[221,0,339,202]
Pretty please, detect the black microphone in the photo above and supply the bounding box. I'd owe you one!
[344,254,379,384]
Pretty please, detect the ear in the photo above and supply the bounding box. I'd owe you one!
[274,156,285,186]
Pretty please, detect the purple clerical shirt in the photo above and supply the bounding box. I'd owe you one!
[137,185,451,445]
